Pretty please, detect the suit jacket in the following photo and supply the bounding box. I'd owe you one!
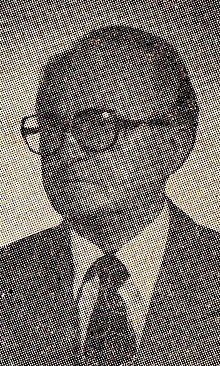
[1,200,219,366]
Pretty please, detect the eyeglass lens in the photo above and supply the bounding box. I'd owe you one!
[71,110,117,151]
[22,110,118,156]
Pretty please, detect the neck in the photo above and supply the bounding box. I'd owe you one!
[67,189,167,253]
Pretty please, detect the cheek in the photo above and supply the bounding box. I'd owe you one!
[108,132,174,183]
[41,159,62,197]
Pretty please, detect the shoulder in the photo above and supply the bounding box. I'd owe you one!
[167,199,219,310]
[167,198,219,285]
[1,227,55,265]
[0,222,72,307]
[167,197,220,249]
[0,225,64,284]
[167,198,219,274]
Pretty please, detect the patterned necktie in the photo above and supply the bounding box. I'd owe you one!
[83,254,137,366]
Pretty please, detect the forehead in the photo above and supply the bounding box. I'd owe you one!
[41,44,179,120]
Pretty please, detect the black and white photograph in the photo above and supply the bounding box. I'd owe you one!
[1,1,219,365]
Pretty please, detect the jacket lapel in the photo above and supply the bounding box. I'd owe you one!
[135,200,202,365]
[35,222,82,365]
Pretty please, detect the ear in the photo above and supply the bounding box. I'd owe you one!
[167,123,196,174]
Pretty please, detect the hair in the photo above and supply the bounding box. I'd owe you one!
[36,25,199,130]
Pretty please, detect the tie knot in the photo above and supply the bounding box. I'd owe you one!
[86,254,130,289]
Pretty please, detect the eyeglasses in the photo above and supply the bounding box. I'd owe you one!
[20,108,170,157]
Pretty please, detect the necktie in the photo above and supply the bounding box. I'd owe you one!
[83,254,137,366]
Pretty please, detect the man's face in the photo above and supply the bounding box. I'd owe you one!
[40,45,192,218]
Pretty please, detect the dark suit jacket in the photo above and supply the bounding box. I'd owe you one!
[1,200,219,366]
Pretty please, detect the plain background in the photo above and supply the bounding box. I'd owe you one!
[1,0,219,246]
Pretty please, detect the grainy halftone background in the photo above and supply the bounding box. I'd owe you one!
[1,0,219,245]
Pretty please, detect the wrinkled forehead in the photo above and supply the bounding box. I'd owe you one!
[38,44,180,120]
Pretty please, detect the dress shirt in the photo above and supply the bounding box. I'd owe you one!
[70,202,169,349]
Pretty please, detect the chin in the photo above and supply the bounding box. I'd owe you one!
[44,180,127,219]
[49,192,116,219]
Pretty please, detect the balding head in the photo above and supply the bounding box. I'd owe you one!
[37,25,199,130]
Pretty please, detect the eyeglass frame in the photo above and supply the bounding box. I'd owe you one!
[20,108,171,157]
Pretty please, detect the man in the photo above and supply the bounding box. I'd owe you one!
[1,25,219,366]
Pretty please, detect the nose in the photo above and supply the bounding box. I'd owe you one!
[61,132,87,161]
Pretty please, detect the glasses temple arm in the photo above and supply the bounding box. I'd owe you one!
[21,126,40,136]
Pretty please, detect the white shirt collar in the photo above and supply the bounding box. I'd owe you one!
[70,201,170,302]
